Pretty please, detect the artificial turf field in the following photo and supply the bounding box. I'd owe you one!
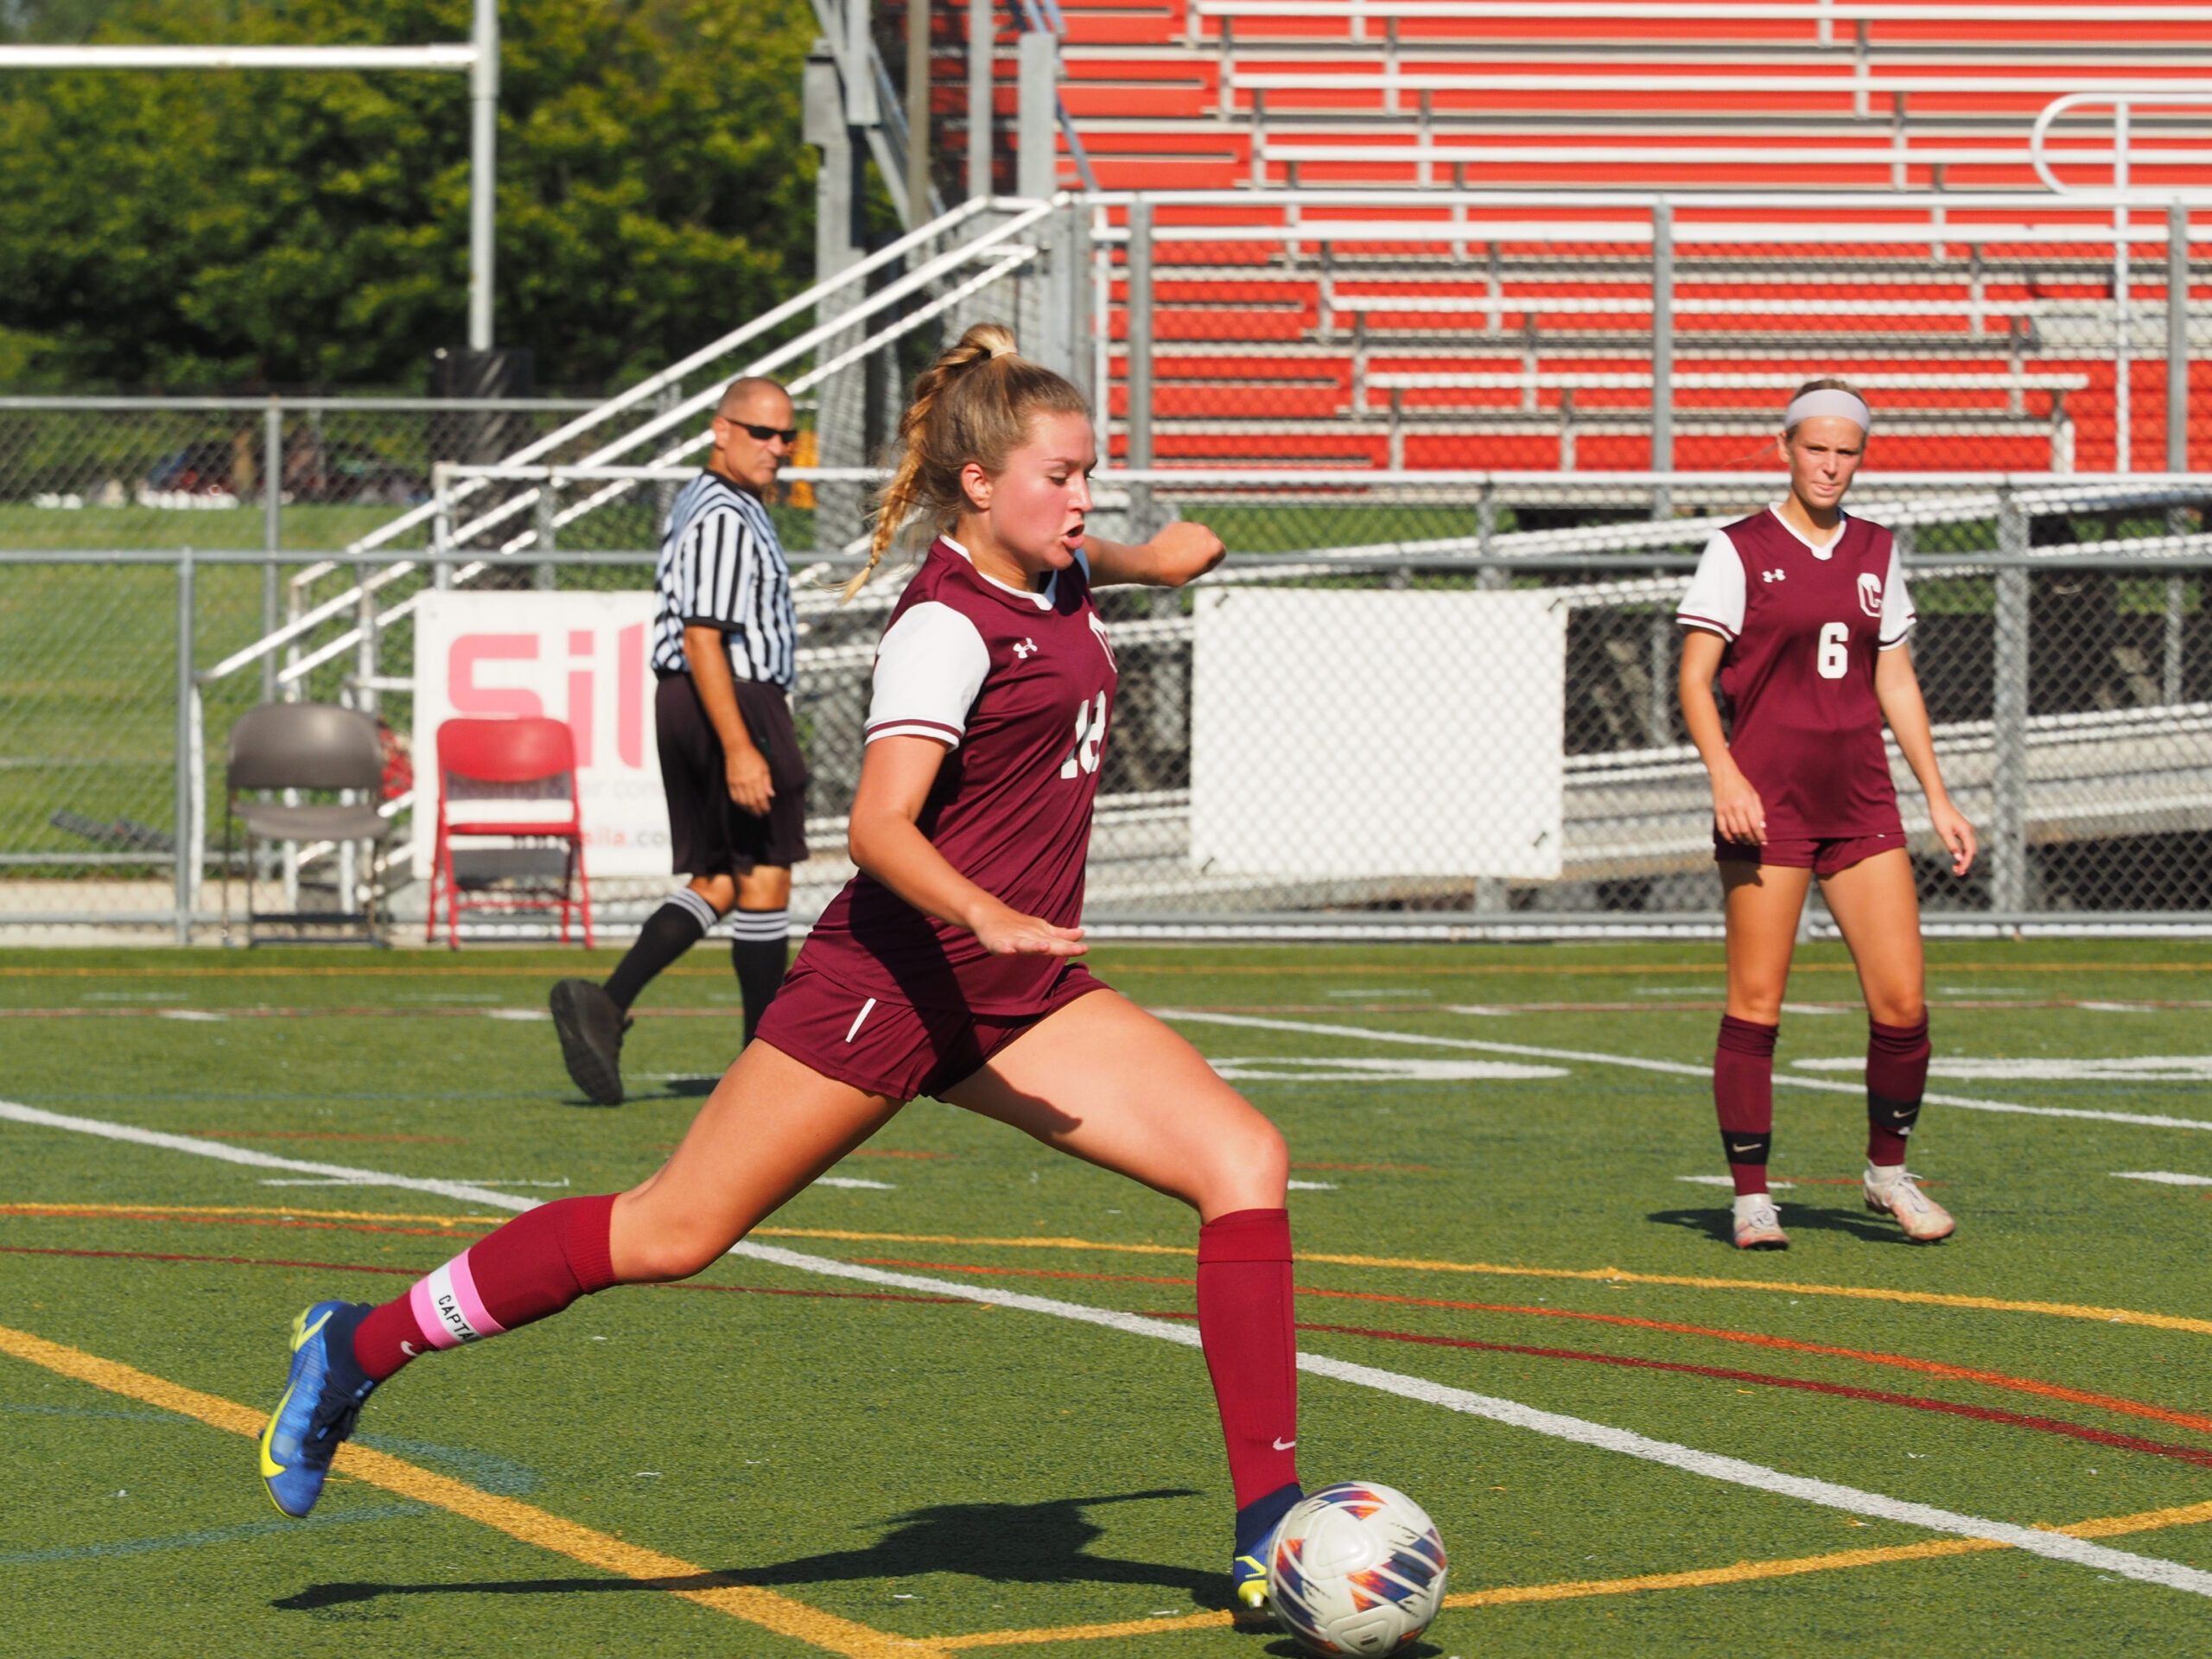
[3,940,2211,1657]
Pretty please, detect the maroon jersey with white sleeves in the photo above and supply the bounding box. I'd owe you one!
[797,536,1118,1014]
[1676,509,1916,839]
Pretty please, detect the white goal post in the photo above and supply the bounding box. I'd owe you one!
[0,0,501,351]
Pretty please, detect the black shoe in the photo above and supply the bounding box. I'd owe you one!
[550,979,628,1105]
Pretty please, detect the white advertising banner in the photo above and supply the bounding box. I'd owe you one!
[412,591,669,879]
[1189,587,1567,880]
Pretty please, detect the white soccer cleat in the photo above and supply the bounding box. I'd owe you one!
[1865,1165,1955,1242]
[1731,1192,1789,1250]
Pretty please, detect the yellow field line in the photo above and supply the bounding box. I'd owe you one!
[1293,1256,2212,1338]
[745,1230,2212,1339]
[936,1612,1241,1648]
[14,1208,2209,1343]
[936,1497,2212,1648]
[821,1232,2212,1337]
[10,1297,2212,1653]
[0,1322,931,1659]
[18,1211,2210,1341]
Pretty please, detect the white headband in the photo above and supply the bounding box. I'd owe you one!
[1784,388,1872,432]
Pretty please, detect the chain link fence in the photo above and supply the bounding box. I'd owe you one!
[0,396,607,545]
[3,191,2209,938]
[5,474,2207,940]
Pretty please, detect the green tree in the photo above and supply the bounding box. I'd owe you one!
[0,0,817,390]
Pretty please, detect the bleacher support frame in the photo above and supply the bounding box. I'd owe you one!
[34,180,2210,942]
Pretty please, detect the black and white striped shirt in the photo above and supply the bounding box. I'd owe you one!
[650,471,798,690]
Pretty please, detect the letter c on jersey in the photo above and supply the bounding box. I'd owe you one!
[1857,571,1884,619]
[450,634,543,718]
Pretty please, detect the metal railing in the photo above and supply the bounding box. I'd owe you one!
[9,467,2207,939]
[1189,0,2212,29]
[2033,92,2212,198]
[152,196,1056,726]
[1253,137,2209,194]
[7,183,2209,940]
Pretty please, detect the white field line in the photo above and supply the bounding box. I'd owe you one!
[0,1102,535,1212]
[10,1099,2212,1599]
[1154,1008,2212,1135]
[730,1243,2212,1599]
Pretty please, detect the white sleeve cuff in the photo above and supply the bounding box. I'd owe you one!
[1675,529,1746,640]
[866,601,991,749]
[1877,543,1917,648]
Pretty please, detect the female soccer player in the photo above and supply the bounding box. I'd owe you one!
[258,325,1305,1608]
[1675,378,1976,1251]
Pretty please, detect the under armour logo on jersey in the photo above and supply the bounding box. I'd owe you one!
[1761,568,1786,583]
[1857,570,1885,618]
[1012,638,1038,659]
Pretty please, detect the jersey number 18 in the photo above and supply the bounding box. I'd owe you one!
[1059,691,1109,779]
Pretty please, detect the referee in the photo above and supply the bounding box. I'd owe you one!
[550,376,808,1105]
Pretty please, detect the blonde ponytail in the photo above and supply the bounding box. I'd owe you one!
[841,322,1087,601]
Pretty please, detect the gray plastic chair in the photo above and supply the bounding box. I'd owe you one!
[223,702,391,946]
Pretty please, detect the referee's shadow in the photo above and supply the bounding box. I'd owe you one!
[275,1488,1263,1617]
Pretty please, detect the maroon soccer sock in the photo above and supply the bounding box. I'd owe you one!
[1866,1014,1931,1166]
[1714,1015,1780,1196]
[1196,1207,1301,1510]
[351,1194,620,1382]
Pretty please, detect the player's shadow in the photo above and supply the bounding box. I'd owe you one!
[1646,1204,1929,1247]
[276,1488,1256,1616]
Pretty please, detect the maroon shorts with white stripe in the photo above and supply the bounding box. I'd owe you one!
[1714,830,1905,876]
[753,959,1108,1102]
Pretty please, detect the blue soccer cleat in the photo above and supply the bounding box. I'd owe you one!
[1232,1481,1306,1611]
[259,1300,377,1518]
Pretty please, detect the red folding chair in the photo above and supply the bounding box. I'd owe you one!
[425,717,594,949]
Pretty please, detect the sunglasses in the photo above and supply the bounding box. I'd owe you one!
[730,421,799,445]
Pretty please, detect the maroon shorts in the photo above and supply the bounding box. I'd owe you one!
[1715,831,1906,876]
[753,960,1108,1102]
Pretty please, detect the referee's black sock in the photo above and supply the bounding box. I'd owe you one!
[603,889,717,1012]
[728,909,790,1045]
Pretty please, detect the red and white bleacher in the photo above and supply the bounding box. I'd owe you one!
[931,1,2212,471]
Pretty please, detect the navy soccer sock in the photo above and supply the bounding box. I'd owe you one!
[728,909,790,1045]
[604,889,715,1012]
[1235,1482,1306,1563]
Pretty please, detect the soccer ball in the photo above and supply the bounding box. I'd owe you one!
[1266,1482,1448,1656]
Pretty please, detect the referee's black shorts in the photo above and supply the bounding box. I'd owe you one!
[654,673,810,876]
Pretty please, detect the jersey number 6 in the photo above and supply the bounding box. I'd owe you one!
[1059,691,1109,779]
[1816,621,1851,680]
